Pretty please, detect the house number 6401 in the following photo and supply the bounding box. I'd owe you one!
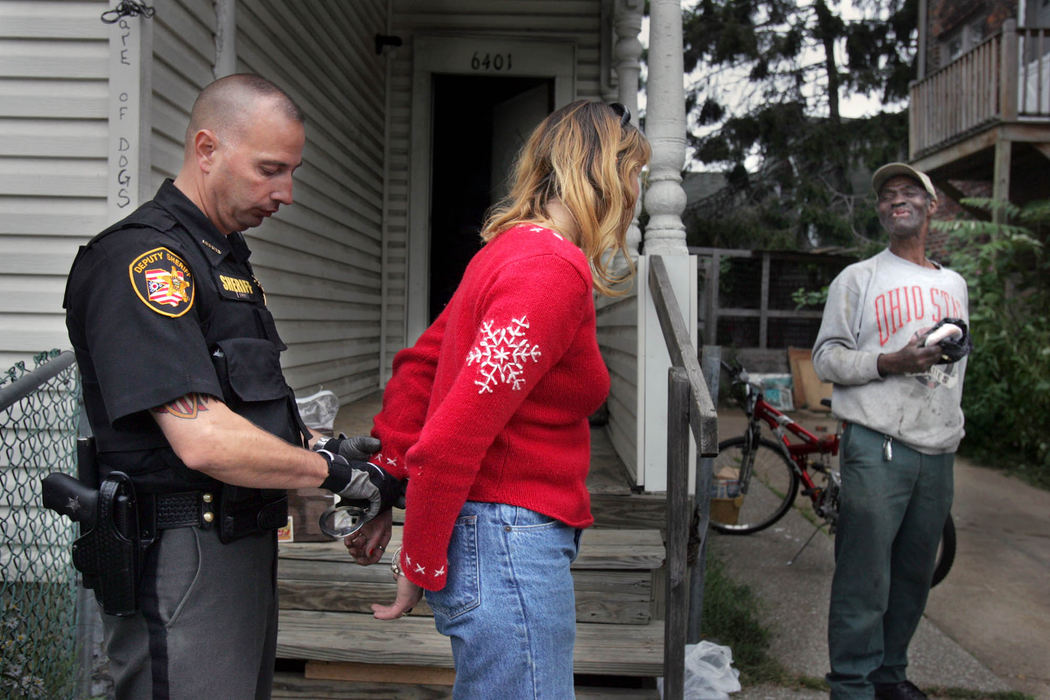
[470,51,512,71]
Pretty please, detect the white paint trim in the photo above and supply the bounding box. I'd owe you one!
[380,0,393,386]
[406,35,577,343]
[214,0,237,78]
[107,14,153,221]
[636,254,698,493]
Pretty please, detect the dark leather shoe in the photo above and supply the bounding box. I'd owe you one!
[874,680,928,700]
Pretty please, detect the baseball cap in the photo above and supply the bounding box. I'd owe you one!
[872,162,937,201]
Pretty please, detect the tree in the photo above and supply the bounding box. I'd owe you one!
[935,199,1050,485]
[683,0,918,249]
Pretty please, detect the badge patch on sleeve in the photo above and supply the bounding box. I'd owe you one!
[128,247,195,317]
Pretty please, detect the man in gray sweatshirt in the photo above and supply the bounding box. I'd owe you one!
[813,163,969,700]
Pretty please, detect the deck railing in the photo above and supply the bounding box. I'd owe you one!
[910,20,1050,158]
[647,256,719,699]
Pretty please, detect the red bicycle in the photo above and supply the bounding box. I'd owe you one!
[710,362,956,586]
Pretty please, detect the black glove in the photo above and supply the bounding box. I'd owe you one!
[317,450,404,522]
[920,317,972,364]
[313,433,381,461]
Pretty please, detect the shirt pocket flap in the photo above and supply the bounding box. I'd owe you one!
[213,337,287,402]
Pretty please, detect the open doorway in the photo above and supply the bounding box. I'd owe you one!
[428,74,553,322]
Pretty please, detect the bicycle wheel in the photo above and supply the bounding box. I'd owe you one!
[710,436,799,534]
[931,513,956,588]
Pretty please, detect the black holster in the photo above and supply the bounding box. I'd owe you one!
[70,472,143,617]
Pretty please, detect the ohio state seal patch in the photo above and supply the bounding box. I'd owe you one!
[128,247,194,317]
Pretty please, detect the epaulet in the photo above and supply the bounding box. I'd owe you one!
[84,200,178,250]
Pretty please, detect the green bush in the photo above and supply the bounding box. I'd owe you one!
[935,199,1050,486]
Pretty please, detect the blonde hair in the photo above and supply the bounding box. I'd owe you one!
[481,100,651,296]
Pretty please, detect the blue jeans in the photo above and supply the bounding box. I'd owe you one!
[424,501,582,699]
[827,423,954,699]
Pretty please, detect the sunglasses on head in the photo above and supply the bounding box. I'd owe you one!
[609,102,631,128]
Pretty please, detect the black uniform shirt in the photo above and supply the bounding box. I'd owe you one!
[64,180,303,491]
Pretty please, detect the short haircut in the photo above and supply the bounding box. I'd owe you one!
[185,73,304,145]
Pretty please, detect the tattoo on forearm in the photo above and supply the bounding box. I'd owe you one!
[152,393,210,419]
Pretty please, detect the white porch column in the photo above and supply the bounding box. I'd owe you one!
[643,0,688,255]
[614,0,644,255]
[214,0,237,78]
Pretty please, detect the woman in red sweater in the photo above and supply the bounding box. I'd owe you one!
[353,100,649,698]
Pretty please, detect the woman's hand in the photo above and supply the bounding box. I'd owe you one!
[372,575,423,620]
[344,508,392,565]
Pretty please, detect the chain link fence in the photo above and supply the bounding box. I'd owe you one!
[1,350,81,698]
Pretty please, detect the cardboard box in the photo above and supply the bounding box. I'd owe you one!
[788,347,833,411]
[287,487,336,542]
[710,496,743,525]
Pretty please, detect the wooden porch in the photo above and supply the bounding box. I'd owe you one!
[272,394,671,698]
[909,20,1050,206]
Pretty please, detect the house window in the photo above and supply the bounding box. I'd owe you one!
[941,19,986,63]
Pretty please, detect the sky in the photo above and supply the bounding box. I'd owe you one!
[639,0,902,166]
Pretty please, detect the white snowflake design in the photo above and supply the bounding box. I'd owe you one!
[466,316,542,394]
[403,551,447,580]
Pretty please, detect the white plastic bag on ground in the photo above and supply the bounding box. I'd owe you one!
[658,640,741,699]
[295,389,339,434]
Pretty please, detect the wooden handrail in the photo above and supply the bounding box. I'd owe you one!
[647,256,718,456]
[647,255,720,700]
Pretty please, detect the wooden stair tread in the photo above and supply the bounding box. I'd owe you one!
[271,671,659,698]
[277,609,664,676]
[278,568,653,625]
[279,526,664,571]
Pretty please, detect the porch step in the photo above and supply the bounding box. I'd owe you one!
[276,611,665,677]
[271,670,660,698]
[275,526,666,682]
[279,527,663,625]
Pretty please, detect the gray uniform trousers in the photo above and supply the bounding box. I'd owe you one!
[101,525,278,699]
[827,422,954,699]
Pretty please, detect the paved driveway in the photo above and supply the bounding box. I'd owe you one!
[709,410,1050,699]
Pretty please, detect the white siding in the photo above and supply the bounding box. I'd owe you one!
[149,0,215,186]
[596,291,639,478]
[0,0,109,369]
[236,0,388,403]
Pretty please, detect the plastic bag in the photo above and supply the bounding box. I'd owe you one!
[295,389,340,433]
[658,640,741,699]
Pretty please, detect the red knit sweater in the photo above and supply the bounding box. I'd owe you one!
[371,224,609,590]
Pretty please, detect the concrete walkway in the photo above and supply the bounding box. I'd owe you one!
[710,410,1050,699]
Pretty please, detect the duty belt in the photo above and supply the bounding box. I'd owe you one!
[150,490,216,530]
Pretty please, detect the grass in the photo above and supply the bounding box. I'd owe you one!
[699,555,794,686]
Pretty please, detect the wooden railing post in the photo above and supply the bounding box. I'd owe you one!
[1001,19,1019,121]
[688,346,720,643]
[663,366,691,700]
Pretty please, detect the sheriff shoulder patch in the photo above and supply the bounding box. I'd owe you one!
[128,247,195,317]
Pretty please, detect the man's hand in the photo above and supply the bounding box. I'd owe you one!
[313,434,381,461]
[317,452,404,521]
[877,333,943,376]
[345,508,392,565]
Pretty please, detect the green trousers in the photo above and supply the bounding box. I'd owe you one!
[826,422,954,699]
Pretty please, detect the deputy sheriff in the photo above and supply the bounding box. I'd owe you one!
[63,74,399,698]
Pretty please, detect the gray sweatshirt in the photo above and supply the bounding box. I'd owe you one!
[812,248,969,454]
